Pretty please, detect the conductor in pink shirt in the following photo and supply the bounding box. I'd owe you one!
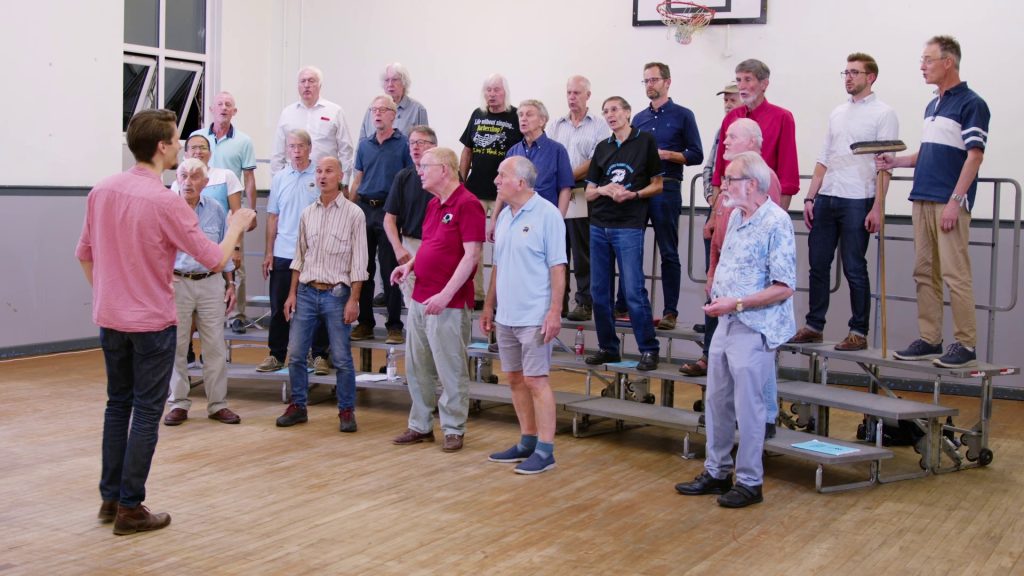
[76,109,255,536]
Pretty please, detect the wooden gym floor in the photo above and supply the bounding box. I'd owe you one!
[2,347,1023,575]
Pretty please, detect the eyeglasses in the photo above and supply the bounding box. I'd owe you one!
[418,163,443,170]
[409,139,434,147]
[722,176,751,187]
[839,70,867,78]
[369,107,396,114]
[640,78,664,85]
[920,55,947,66]
[188,145,210,151]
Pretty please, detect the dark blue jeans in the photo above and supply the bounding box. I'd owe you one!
[269,256,328,362]
[615,183,682,316]
[591,225,659,355]
[806,195,873,336]
[99,326,176,508]
[288,283,356,409]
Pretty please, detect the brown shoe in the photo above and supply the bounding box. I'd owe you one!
[208,407,241,424]
[351,324,375,341]
[393,428,435,445]
[835,333,868,351]
[312,356,331,376]
[256,355,284,372]
[98,500,118,523]
[788,326,823,344]
[163,408,188,426]
[657,313,678,330]
[112,504,171,535]
[385,329,405,345]
[679,356,708,377]
[442,434,464,452]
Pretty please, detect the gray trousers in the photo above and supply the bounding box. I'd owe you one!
[168,274,229,414]
[405,300,472,436]
[704,314,773,487]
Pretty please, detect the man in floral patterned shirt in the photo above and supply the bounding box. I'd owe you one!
[674,151,795,509]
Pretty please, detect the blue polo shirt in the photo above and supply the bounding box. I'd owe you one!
[506,132,575,207]
[911,82,990,210]
[174,196,234,274]
[267,163,318,259]
[190,124,257,182]
[493,193,567,327]
[632,97,703,191]
[354,129,413,200]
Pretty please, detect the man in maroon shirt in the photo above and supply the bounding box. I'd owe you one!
[76,109,254,535]
[391,147,485,452]
[710,59,799,212]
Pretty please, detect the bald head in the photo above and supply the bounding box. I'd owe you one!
[723,118,763,161]
[315,156,344,194]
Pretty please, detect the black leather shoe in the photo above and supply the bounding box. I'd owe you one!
[675,471,733,496]
[717,483,763,508]
[765,423,776,439]
[585,349,621,365]
[636,351,659,371]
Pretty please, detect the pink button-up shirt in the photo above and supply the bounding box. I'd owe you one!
[76,166,223,332]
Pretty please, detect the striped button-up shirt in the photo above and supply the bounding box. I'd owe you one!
[291,194,369,287]
[547,111,611,175]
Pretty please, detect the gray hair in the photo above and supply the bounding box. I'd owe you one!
[735,59,770,81]
[177,157,208,178]
[372,94,397,111]
[729,151,771,195]
[297,65,323,85]
[518,99,549,124]
[568,75,591,92]
[507,156,538,189]
[729,118,763,150]
[287,129,312,147]
[479,73,511,113]
[409,125,437,144]
[381,62,412,92]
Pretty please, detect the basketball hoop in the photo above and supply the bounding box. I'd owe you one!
[656,0,715,45]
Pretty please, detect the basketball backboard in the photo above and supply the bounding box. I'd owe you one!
[633,0,767,26]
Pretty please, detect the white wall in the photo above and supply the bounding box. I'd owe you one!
[227,0,1017,217]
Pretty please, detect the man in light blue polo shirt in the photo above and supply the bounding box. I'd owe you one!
[481,156,566,475]
[258,129,329,373]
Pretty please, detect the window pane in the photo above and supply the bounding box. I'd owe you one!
[183,75,204,137]
[166,0,206,54]
[124,0,159,47]
[164,64,203,136]
[122,60,156,131]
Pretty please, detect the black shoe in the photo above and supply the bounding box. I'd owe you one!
[765,423,776,439]
[717,483,763,508]
[276,404,308,427]
[372,293,386,307]
[694,323,705,334]
[636,351,659,371]
[585,349,621,365]
[474,299,485,311]
[675,471,733,495]
[229,318,247,334]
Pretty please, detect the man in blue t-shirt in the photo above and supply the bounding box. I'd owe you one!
[878,36,990,368]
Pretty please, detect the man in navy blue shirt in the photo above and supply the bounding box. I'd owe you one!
[878,36,989,368]
[349,95,413,344]
[631,62,703,330]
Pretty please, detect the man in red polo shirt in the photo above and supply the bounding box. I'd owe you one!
[76,109,255,535]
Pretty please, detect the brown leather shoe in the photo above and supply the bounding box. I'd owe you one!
[679,356,708,377]
[788,326,823,344]
[208,407,241,424]
[163,408,188,426]
[442,434,464,452]
[835,333,868,351]
[112,504,171,535]
[657,313,678,330]
[98,500,118,523]
[393,428,435,445]
[385,329,405,345]
[350,324,375,341]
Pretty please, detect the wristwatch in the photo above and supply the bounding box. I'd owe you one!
[735,298,744,312]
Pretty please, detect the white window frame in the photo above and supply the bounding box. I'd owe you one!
[122,0,220,137]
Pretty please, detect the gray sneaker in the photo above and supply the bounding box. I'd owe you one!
[566,304,592,322]
[312,356,331,376]
[893,339,943,361]
[256,355,284,372]
[932,342,977,368]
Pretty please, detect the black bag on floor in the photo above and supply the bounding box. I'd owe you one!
[856,417,925,447]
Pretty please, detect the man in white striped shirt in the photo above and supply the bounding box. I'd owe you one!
[276,157,369,432]
[547,75,610,321]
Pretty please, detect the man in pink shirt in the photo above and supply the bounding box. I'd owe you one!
[76,109,255,536]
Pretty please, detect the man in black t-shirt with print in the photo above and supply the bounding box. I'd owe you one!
[459,73,524,305]
[584,96,664,371]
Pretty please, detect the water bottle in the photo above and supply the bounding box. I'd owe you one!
[386,346,398,382]
[574,327,585,362]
